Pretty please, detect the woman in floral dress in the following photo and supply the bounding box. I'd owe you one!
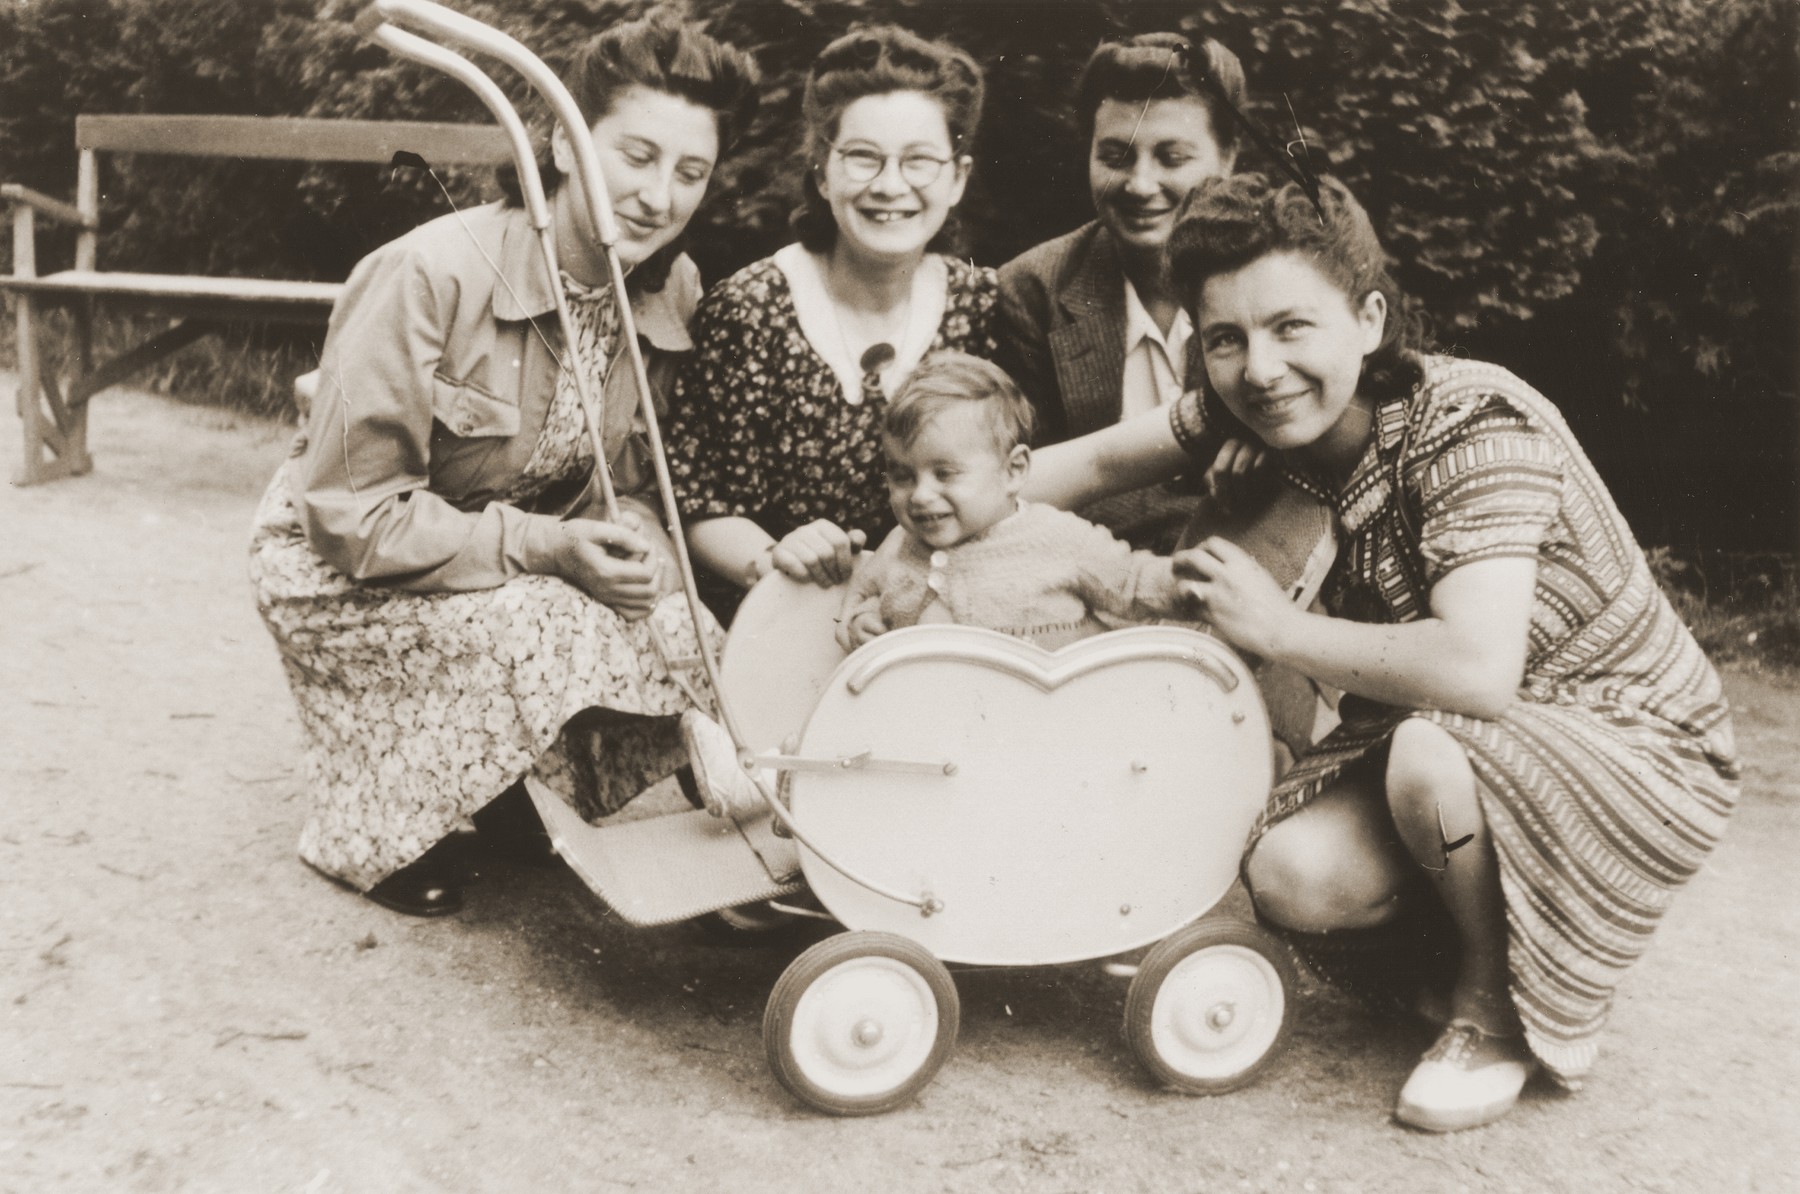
[249,14,759,917]
[1032,173,1739,1131]
[664,26,997,619]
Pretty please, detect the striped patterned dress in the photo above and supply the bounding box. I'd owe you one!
[1242,356,1741,1088]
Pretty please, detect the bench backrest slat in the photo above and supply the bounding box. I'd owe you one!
[75,115,514,167]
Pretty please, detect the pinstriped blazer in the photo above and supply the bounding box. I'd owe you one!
[997,221,1205,444]
[997,221,1207,551]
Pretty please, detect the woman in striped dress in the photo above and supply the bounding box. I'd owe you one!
[1037,172,1739,1131]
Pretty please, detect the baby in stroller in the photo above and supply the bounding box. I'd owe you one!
[684,351,1194,819]
[837,351,1189,651]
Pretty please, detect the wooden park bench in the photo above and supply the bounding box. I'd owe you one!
[2,114,512,484]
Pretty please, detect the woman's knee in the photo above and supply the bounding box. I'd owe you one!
[1245,788,1410,933]
[1384,719,1483,862]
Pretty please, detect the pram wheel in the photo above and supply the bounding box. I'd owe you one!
[1124,919,1295,1094]
[764,931,959,1116]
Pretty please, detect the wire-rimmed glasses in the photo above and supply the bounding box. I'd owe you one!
[833,147,953,189]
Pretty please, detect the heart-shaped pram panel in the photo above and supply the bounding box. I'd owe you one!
[789,624,1272,965]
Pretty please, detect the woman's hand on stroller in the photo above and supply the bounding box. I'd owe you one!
[772,520,867,587]
[1173,536,1294,658]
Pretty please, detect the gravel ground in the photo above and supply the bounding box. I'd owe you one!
[3,381,1795,1193]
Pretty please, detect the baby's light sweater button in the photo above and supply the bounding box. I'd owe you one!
[930,551,949,567]
[926,572,944,593]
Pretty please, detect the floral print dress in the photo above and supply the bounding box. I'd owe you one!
[249,282,718,892]
[664,251,998,616]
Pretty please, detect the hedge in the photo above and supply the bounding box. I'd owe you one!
[1,0,1793,548]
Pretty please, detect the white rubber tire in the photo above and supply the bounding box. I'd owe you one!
[1125,919,1296,1094]
[764,931,959,1116]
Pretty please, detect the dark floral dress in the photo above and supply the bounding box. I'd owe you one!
[665,253,998,614]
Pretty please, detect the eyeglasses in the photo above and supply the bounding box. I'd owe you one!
[833,147,953,189]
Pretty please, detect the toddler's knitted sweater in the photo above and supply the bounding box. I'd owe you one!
[839,501,1185,651]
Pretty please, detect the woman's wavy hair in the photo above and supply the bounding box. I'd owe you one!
[1168,173,1425,435]
[1072,32,1244,160]
[498,8,760,292]
[791,25,985,254]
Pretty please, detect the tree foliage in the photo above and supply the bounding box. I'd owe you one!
[0,0,1792,545]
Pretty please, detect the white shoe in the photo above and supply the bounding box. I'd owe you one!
[679,710,764,819]
[1395,1020,1536,1132]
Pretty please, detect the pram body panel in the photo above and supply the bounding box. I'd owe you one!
[787,624,1272,966]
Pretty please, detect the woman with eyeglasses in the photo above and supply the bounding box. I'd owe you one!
[664,26,996,618]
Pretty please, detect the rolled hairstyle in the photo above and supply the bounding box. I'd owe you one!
[1168,173,1425,419]
[499,7,760,290]
[1072,31,1245,161]
[792,25,985,253]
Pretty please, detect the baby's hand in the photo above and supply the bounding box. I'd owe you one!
[837,607,887,652]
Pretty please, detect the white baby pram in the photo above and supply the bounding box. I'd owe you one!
[359,0,1301,1117]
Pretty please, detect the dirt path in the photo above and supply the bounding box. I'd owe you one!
[3,380,1796,1194]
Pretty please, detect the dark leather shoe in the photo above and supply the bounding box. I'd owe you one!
[366,854,464,917]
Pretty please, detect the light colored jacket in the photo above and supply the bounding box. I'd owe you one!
[291,201,696,592]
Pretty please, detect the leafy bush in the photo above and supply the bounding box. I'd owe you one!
[0,0,1792,550]
[1648,547,1800,674]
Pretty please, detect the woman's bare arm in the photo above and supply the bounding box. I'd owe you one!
[686,516,778,591]
[1023,403,1191,510]
[686,515,867,589]
[1179,542,1536,720]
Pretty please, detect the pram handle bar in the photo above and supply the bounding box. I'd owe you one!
[353,16,550,228]
[359,0,621,244]
[354,3,623,520]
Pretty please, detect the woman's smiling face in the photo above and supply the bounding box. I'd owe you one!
[555,84,720,270]
[819,90,970,264]
[1089,96,1231,256]
[1197,251,1387,473]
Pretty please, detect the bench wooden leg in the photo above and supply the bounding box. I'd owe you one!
[13,295,91,485]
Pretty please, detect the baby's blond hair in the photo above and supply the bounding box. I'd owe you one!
[884,351,1036,455]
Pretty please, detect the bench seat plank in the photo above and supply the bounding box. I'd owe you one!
[77,115,512,167]
[10,114,507,484]
[0,270,343,306]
